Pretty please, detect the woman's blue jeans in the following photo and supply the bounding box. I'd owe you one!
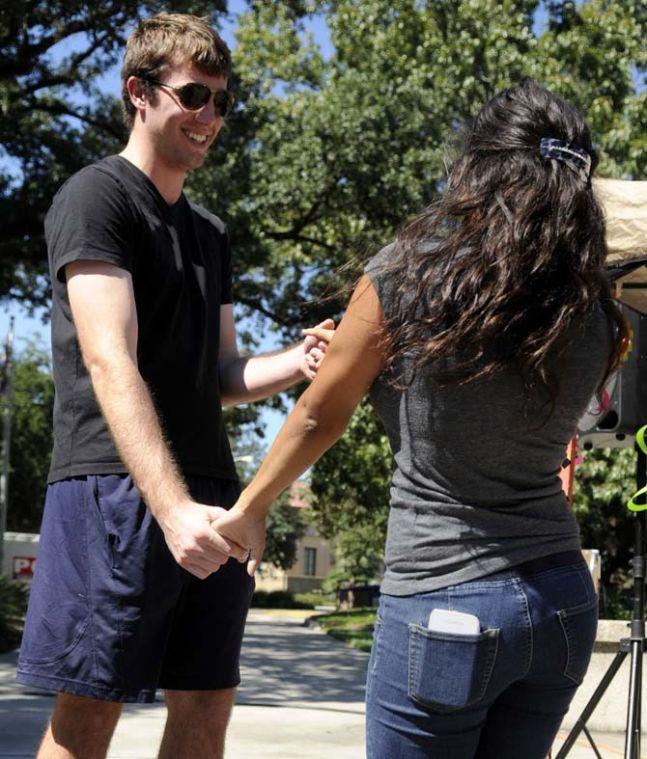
[365,557,598,758]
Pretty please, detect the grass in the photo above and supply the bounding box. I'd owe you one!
[251,590,337,610]
[312,608,377,652]
[293,591,336,608]
[252,590,316,609]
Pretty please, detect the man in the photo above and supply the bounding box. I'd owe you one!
[17,13,332,759]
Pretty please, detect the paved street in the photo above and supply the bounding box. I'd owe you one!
[0,610,642,757]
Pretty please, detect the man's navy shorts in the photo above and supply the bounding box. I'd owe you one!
[17,474,254,703]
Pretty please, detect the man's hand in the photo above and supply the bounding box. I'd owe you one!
[159,501,249,580]
[210,505,267,577]
[302,318,336,380]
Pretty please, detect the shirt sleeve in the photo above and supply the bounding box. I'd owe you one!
[45,166,136,283]
[364,242,396,316]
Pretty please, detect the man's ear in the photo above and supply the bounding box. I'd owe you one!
[126,76,147,112]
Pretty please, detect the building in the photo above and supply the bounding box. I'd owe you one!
[1,532,39,582]
[254,480,336,593]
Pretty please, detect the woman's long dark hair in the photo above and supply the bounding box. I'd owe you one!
[381,79,628,396]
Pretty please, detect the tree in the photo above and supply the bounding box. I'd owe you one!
[309,400,390,581]
[202,0,645,342]
[572,446,638,618]
[217,0,644,582]
[6,1,643,325]
[229,429,308,570]
[263,491,308,571]
[5,339,54,532]
[0,1,226,310]
[2,0,645,318]
[0,574,27,653]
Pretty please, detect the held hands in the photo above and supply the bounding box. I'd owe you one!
[159,501,248,580]
[302,318,336,380]
[209,504,267,577]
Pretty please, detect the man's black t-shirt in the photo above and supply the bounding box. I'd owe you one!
[45,155,237,483]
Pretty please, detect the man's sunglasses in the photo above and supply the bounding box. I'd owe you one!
[139,76,235,117]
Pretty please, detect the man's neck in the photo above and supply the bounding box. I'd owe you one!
[120,135,185,206]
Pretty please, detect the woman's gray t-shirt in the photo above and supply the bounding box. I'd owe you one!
[366,245,612,596]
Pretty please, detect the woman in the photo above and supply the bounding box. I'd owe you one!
[214,79,628,757]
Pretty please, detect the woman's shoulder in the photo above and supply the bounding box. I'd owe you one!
[364,239,444,310]
[365,239,442,275]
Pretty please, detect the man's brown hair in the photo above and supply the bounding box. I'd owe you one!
[121,13,231,128]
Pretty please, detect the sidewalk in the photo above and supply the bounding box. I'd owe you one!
[0,610,641,758]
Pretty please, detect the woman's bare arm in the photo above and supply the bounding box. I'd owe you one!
[210,274,387,572]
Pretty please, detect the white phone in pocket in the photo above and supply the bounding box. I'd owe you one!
[427,608,480,636]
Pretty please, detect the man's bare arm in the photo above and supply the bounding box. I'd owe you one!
[66,261,246,578]
[218,305,334,405]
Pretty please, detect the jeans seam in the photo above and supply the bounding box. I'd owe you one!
[476,630,500,701]
[408,625,417,696]
[370,618,384,675]
[577,566,595,603]
[515,578,534,678]
[557,610,575,683]
[557,595,598,684]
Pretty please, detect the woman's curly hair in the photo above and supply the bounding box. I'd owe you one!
[380,79,628,398]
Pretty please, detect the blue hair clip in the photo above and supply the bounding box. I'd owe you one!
[540,137,591,182]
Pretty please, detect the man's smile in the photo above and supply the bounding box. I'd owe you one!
[183,129,210,145]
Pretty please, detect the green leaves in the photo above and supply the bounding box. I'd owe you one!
[234,2,325,94]
[4,0,644,317]
[5,339,55,533]
[573,446,638,617]
[263,493,308,570]
[0,574,28,653]
[310,400,391,582]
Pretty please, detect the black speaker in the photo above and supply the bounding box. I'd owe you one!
[578,301,647,449]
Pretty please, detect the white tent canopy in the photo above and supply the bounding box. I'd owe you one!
[595,178,647,262]
[594,178,647,313]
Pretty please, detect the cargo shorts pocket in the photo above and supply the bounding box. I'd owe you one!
[557,595,598,684]
[408,623,499,712]
[86,474,147,575]
[19,573,90,666]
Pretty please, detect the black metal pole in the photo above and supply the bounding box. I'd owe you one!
[556,441,647,759]
[555,648,628,758]
[625,447,647,759]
